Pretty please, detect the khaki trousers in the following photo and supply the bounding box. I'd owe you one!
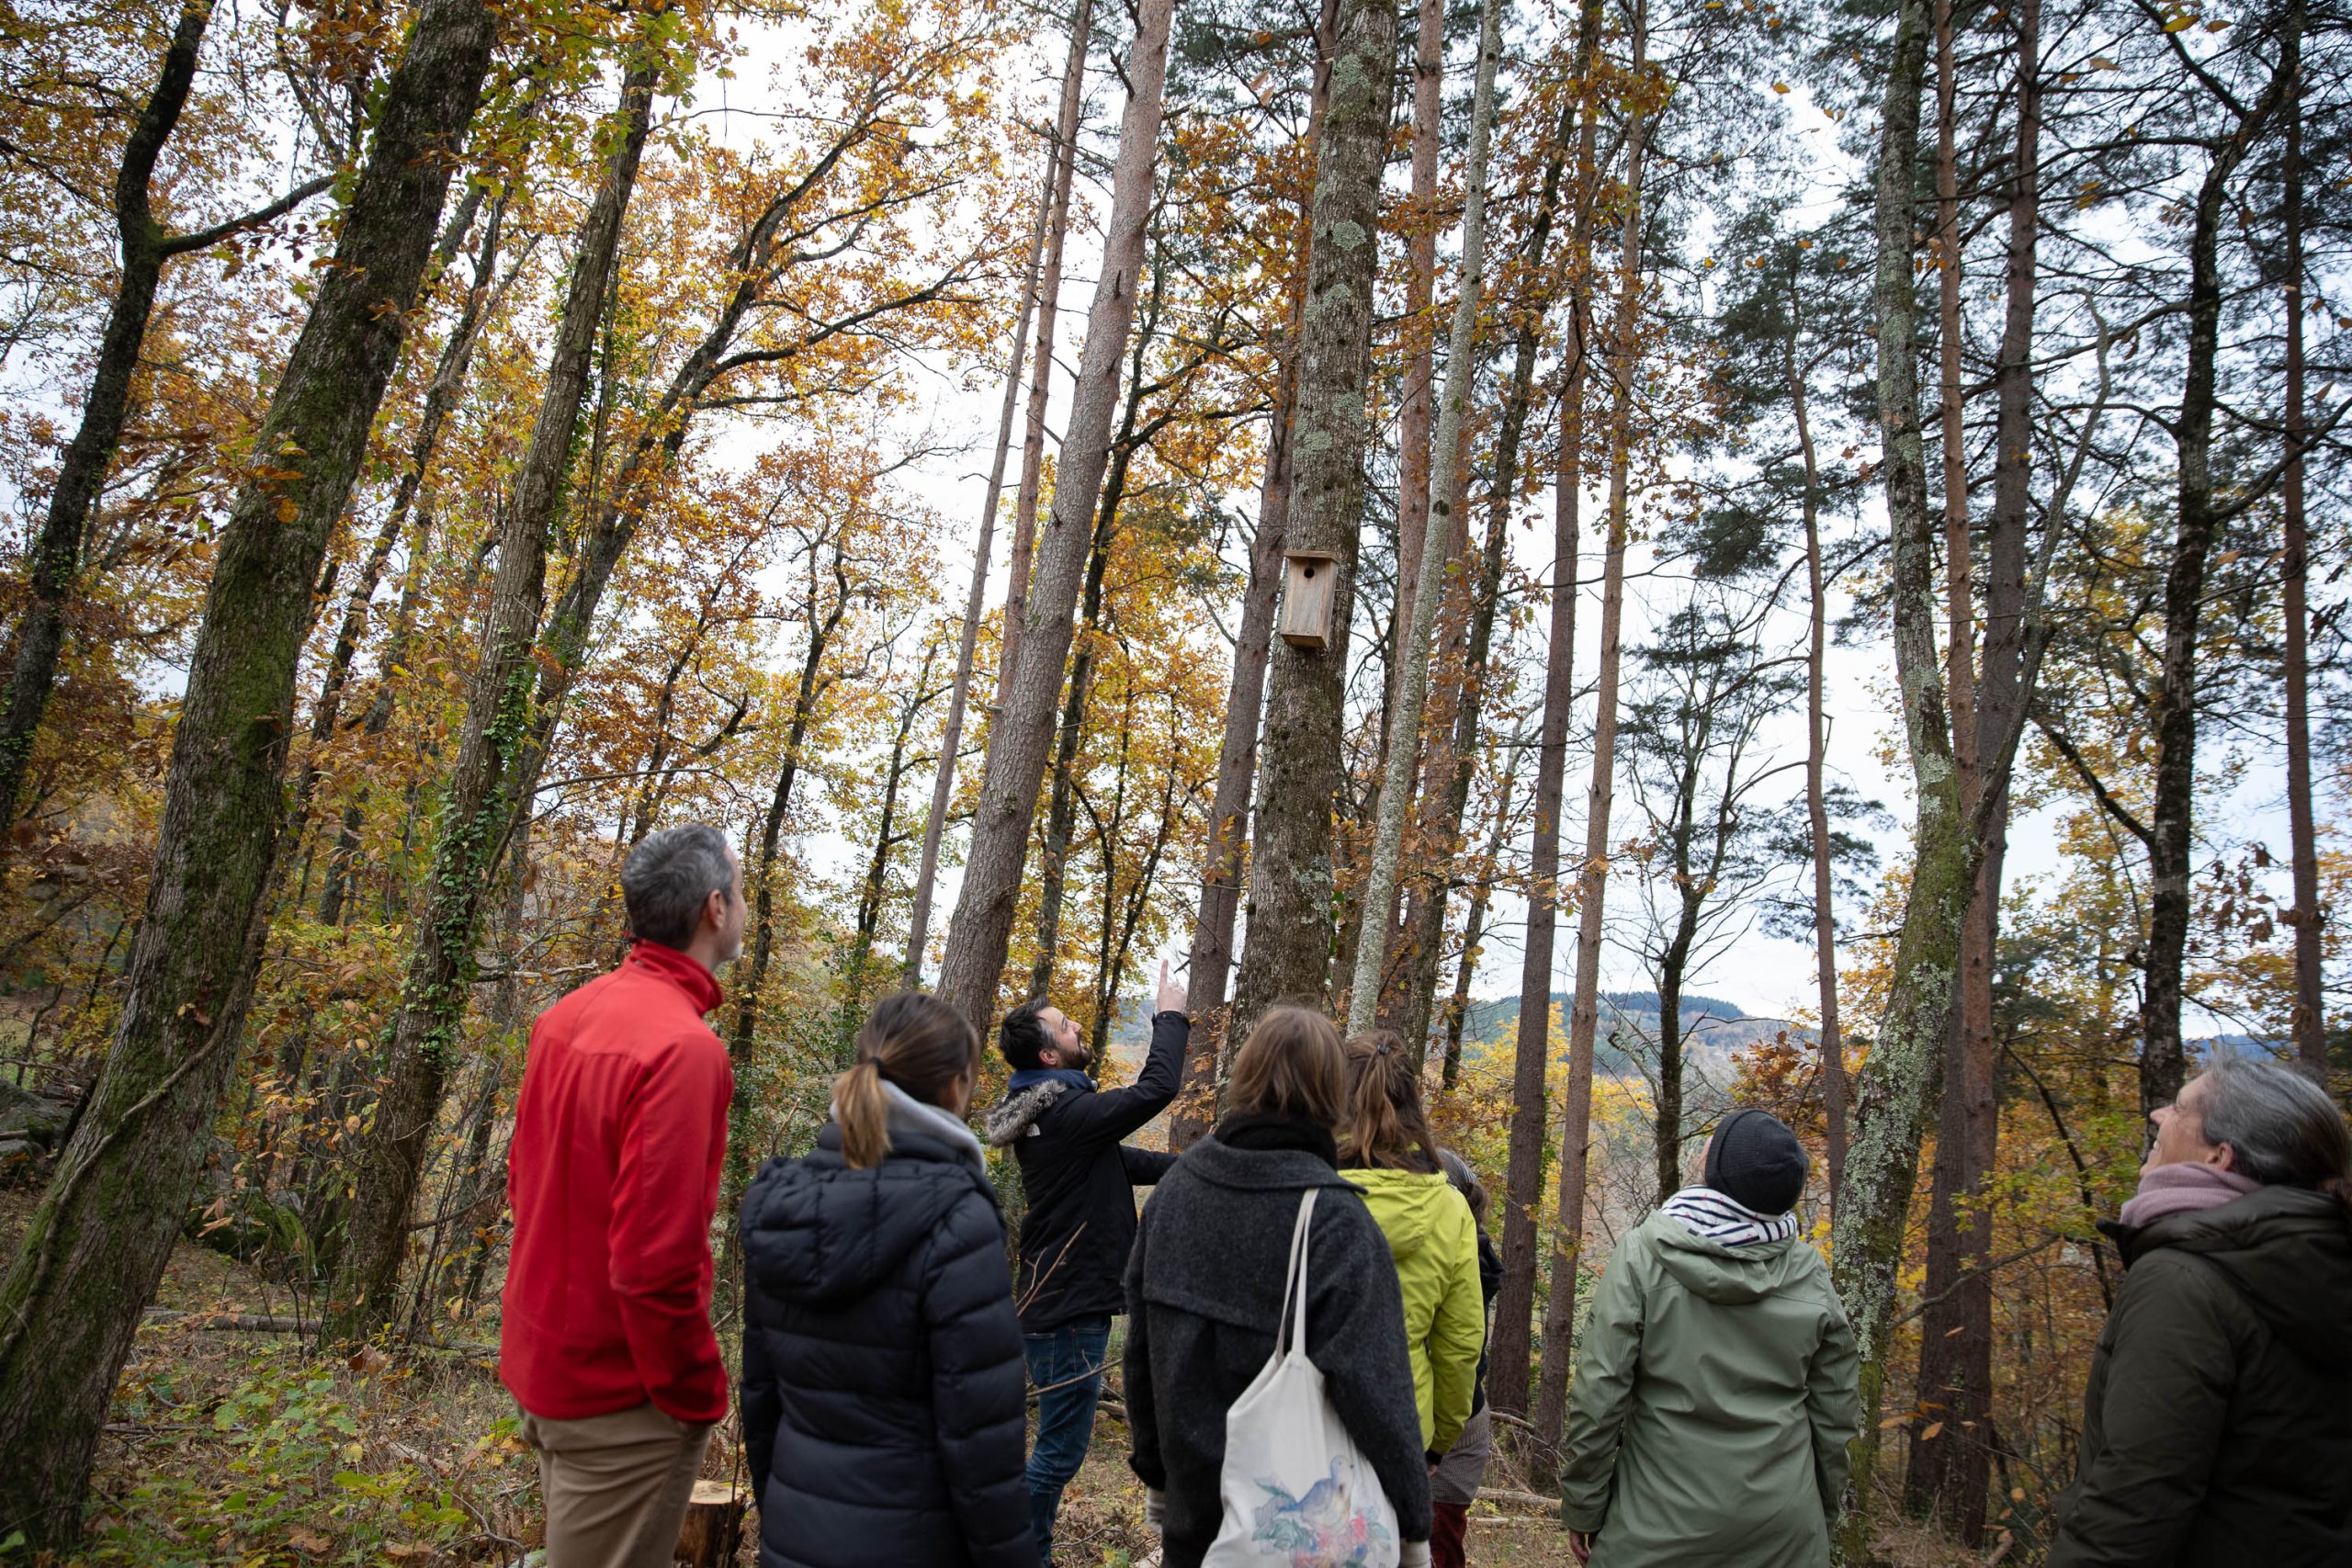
[518,1402,711,1568]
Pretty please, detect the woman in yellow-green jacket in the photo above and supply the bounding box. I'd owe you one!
[1340,1031,1485,1460]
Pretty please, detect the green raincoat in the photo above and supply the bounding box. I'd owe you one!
[1349,1166,1485,1454]
[1560,1207,1859,1568]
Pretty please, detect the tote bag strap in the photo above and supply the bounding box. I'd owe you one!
[1272,1187,1319,1358]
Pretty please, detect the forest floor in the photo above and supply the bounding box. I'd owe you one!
[6,1191,1608,1566]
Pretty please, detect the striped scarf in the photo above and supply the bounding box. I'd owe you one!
[1660,1185,1800,1247]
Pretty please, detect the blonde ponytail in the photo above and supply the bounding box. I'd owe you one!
[835,991,980,1171]
[836,1060,891,1170]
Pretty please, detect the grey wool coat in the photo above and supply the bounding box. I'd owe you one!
[1124,1119,1434,1568]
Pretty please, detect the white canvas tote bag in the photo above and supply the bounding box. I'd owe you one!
[1202,1187,1402,1568]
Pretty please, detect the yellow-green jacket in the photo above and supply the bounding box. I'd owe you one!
[1347,1166,1484,1453]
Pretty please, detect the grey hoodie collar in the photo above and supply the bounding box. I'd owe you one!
[829,1078,986,1173]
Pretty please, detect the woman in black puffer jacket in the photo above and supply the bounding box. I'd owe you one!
[740,993,1035,1568]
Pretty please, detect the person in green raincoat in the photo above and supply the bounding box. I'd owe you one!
[1559,1109,1859,1567]
[1338,1031,1486,1460]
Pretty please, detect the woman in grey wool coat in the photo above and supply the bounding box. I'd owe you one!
[1124,1006,1434,1568]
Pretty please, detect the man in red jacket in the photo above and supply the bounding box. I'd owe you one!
[501,823,744,1568]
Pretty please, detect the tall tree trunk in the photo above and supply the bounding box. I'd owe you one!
[1031,455,1129,998]
[326,60,661,1344]
[1347,0,1501,1035]
[1,0,213,838]
[1909,0,2035,1536]
[1532,11,1648,1445]
[2140,62,2291,1121]
[1226,0,1397,1028]
[0,0,494,1537]
[2280,2,2324,1077]
[1791,262,1846,1203]
[933,0,1171,1038]
[1381,114,1570,1065]
[997,0,1093,700]
[1831,0,1973,1544]
[1392,0,1444,716]
[1441,755,1516,1089]
[729,547,853,1143]
[903,39,1071,985]
[853,642,943,1010]
[286,184,501,866]
[1174,1,1336,1145]
[1491,0,1601,1416]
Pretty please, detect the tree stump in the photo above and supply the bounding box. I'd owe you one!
[675,1479,747,1567]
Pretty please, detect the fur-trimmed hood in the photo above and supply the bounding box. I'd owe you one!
[982,1077,1075,1147]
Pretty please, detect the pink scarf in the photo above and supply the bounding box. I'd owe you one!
[2120,1162,2261,1229]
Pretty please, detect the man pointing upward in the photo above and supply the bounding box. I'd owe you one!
[983,960,1189,1565]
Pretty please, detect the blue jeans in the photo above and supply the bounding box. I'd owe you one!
[1023,1314,1112,1563]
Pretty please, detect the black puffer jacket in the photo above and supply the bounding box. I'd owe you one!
[739,1088,1035,1568]
[1125,1114,1432,1568]
[2049,1183,2352,1568]
[982,1010,1185,1330]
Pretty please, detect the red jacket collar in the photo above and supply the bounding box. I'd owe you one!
[627,940,724,1016]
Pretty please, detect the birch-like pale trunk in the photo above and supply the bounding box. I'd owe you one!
[1344,0,1502,1035]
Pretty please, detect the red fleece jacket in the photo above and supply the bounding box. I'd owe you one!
[500,941,733,1424]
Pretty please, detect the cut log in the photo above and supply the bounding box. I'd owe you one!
[675,1478,748,1568]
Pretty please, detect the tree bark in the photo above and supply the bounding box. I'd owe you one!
[1347,0,1501,1036]
[2140,55,2291,1121]
[1909,0,2035,1534]
[1830,0,1972,1544]
[1382,110,1572,1066]
[326,58,660,1344]
[1490,0,1600,1416]
[1392,0,1444,712]
[0,0,494,1538]
[2279,1,2324,1077]
[1791,261,1846,1205]
[900,120,1060,987]
[3,0,214,839]
[1441,756,1516,1088]
[1532,9,1647,1445]
[1226,0,1397,1030]
[286,184,501,867]
[996,0,1094,701]
[933,0,1172,1039]
[1173,2,1336,1146]
[1031,439,1131,998]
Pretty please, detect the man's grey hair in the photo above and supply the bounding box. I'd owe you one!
[622,825,735,949]
[2198,1052,2350,1190]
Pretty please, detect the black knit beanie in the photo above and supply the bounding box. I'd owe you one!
[1703,1109,1809,1216]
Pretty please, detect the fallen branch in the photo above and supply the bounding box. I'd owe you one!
[141,1309,309,1334]
[1475,1488,1561,1515]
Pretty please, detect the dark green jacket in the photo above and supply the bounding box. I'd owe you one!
[1560,1208,1858,1568]
[2049,1183,2352,1568]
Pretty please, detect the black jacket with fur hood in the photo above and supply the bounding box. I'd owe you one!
[981,1009,1184,1331]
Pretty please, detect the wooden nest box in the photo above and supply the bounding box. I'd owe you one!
[1279,550,1340,649]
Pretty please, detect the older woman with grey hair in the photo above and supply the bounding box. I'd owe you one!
[2048,1054,2352,1567]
